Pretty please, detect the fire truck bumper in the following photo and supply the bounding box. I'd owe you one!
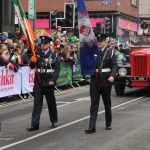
[115,76,150,87]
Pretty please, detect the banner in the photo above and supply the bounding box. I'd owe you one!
[73,60,83,81]
[0,67,21,98]
[56,62,73,87]
[28,0,35,20]
[0,62,84,98]
[21,66,35,94]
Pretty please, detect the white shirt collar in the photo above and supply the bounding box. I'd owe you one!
[42,48,49,55]
[100,46,106,51]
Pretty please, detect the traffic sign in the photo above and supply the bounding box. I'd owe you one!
[100,1,112,5]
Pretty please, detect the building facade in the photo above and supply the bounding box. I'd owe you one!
[0,0,15,33]
[20,0,139,42]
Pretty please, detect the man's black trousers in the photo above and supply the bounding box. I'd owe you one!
[89,82,112,129]
[31,83,58,127]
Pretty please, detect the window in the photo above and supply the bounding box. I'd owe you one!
[132,0,136,5]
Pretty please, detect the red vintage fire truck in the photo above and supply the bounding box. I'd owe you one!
[115,20,150,95]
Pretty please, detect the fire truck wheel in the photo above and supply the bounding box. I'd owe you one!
[115,85,125,96]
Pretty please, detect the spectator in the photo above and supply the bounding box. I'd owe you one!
[54,38,61,50]
[1,44,9,57]
[16,42,24,56]
[56,44,64,62]
[14,28,22,39]
[0,44,11,66]
[70,45,77,61]
[21,48,32,65]
[50,41,55,52]
[0,33,8,43]
[61,36,67,46]
[62,45,76,63]
[62,45,71,61]
[55,26,63,42]
[62,31,67,37]
[66,29,73,42]
[12,47,22,64]
[2,32,8,37]
[35,30,41,39]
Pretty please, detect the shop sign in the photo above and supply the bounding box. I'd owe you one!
[28,0,35,20]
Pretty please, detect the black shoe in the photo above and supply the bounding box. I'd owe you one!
[85,128,96,134]
[106,126,112,130]
[52,123,57,128]
[27,126,39,131]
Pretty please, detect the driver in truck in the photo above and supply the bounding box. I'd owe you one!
[129,35,150,46]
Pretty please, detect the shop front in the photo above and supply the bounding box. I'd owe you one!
[117,18,138,42]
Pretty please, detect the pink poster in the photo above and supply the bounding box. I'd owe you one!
[29,19,49,28]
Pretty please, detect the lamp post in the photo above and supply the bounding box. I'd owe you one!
[28,0,36,32]
[33,0,36,32]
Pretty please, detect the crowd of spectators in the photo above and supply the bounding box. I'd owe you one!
[0,27,80,69]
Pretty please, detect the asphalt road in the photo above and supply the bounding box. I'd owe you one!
[0,85,150,150]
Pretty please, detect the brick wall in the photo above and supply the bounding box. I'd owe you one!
[21,0,139,18]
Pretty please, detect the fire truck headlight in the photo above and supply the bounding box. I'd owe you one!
[118,68,127,76]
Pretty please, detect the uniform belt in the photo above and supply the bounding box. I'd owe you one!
[37,69,54,73]
[96,68,111,73]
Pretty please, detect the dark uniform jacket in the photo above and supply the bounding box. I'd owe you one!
[91,47,117,87]
[30,48,60,86]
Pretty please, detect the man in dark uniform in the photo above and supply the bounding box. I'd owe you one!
[85,34,117,134]
[27,36,60,131]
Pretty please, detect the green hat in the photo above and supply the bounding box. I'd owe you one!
[70,36,79,42]
[50,33,56,41]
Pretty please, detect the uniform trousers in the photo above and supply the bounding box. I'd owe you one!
[89,81,112,129]
[31,83,58,127]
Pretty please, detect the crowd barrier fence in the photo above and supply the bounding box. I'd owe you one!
[0,60,90,100]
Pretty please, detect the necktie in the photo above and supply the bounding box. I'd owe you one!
[42,52,45,57]
[99,49,102,54]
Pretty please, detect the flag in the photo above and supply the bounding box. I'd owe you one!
[13,0,27,37]
[12,0,36,57]
[76,0,99,75]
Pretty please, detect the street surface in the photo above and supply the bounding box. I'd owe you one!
[0,85,150,150]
